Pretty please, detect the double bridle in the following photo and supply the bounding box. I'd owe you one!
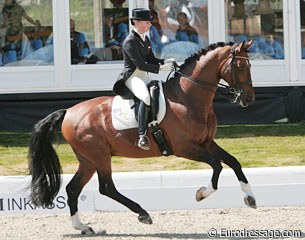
[171,43,252,104]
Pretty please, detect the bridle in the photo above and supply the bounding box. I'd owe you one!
[170,43,252,104]
[224,43,252,103]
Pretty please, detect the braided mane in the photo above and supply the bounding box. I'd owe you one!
[179,42,234,70]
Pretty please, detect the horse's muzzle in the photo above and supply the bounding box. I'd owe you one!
[240,93,255,107]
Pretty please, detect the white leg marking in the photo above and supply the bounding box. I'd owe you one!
[240,181,254,197]
[71,212,90,231]
[240,181,257,209]
[196,181,216,201]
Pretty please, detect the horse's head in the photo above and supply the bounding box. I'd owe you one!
[220,41,255,107]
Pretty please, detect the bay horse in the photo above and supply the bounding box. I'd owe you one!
[29,41,256,235]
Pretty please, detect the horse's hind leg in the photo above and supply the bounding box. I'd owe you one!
[66,156,97,235]
[207,140,257,209]
[96,161,152,224]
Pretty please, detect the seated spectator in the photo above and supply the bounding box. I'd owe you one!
[103,15,127,60]
[256,35,284,59]
[175,12,198,44]
[265,35,284,59]
[116,21,128,44]
[70,18,90,64]
[1,0,41,63]
[104,15,119,47]
[149,0,164,55]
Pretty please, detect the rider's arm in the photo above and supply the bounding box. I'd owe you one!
[123,38,162,73]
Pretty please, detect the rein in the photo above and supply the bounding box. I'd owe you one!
[174,68,234,102]
[170,43,252,104]
[173,69,218,93]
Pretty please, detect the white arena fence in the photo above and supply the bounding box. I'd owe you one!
[0,166,304,215]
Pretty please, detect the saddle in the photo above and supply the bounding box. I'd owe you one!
[112,80,172,156]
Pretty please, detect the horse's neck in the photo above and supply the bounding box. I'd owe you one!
[164,74,215,110]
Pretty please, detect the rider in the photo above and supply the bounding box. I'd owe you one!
[113,8,176,151]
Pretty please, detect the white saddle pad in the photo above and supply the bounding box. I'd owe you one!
[112,82,166,131]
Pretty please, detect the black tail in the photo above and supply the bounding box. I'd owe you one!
[28,109,67,207]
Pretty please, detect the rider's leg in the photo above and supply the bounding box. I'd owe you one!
[137,100,150,150]
[125,74,151,150]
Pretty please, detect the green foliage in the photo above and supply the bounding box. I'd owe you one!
[70,0,95,40]
[24,1,53,25]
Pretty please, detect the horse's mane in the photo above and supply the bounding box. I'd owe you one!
[179,42,234,70]
[166,42,235,81]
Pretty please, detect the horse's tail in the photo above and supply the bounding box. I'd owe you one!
[28,109,67,208]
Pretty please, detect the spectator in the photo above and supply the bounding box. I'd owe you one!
[1,0,40,63]
[265,35,284,59]
[103,14,128,60]
[104,15,119,47]
[70,18,90,64]
[149,0,164,54]
[176,12,198,44]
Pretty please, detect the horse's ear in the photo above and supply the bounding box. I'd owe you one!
[245,39,253,50]
[235,41,245,53]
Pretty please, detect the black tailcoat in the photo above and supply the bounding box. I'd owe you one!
[113,30,164,98]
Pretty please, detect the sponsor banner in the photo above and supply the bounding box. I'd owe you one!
[0,190,94,215]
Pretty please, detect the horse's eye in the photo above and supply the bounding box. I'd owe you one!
[239,65,245,72]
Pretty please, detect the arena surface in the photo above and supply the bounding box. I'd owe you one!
[1,206,304,240]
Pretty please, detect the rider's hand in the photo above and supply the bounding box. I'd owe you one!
[160,62,175,71]
[164,58,176,64]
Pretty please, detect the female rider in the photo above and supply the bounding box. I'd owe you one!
[113,8,175,150]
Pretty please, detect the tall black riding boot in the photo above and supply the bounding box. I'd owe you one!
[137,100,150,150]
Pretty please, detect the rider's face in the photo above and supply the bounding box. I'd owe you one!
[133,20,151,34]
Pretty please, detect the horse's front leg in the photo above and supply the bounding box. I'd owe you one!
[180,144,223,202]
[194,153,223,202]
[205,140,257,209]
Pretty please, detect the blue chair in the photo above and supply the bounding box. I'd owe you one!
[117,22,128,45]
[149,25,164,54]
[0,53,3,66]
[271,40,284,59]
[176,31,198,44]
[46,33,53,46]
[236,35,248,43]
[76,33,90,57]
[248,37,259,53]
[5,43,17,63]
[32,39,43,51]
[302,47,305,59]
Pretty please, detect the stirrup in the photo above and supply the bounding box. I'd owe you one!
[137,135,150,150]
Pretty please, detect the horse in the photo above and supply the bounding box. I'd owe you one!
[28,41,256,235]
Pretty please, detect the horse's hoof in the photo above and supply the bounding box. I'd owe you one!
[138,214,153,224]
[97,230,107,235]
[81,227,95,235]
[196,187,206,202]
[244,196,257,209]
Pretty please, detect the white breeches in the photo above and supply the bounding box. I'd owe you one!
[125,69,151,106]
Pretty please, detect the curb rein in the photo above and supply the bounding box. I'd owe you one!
[167,43,252,104]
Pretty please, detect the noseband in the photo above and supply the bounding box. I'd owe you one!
[172,43,252,104]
